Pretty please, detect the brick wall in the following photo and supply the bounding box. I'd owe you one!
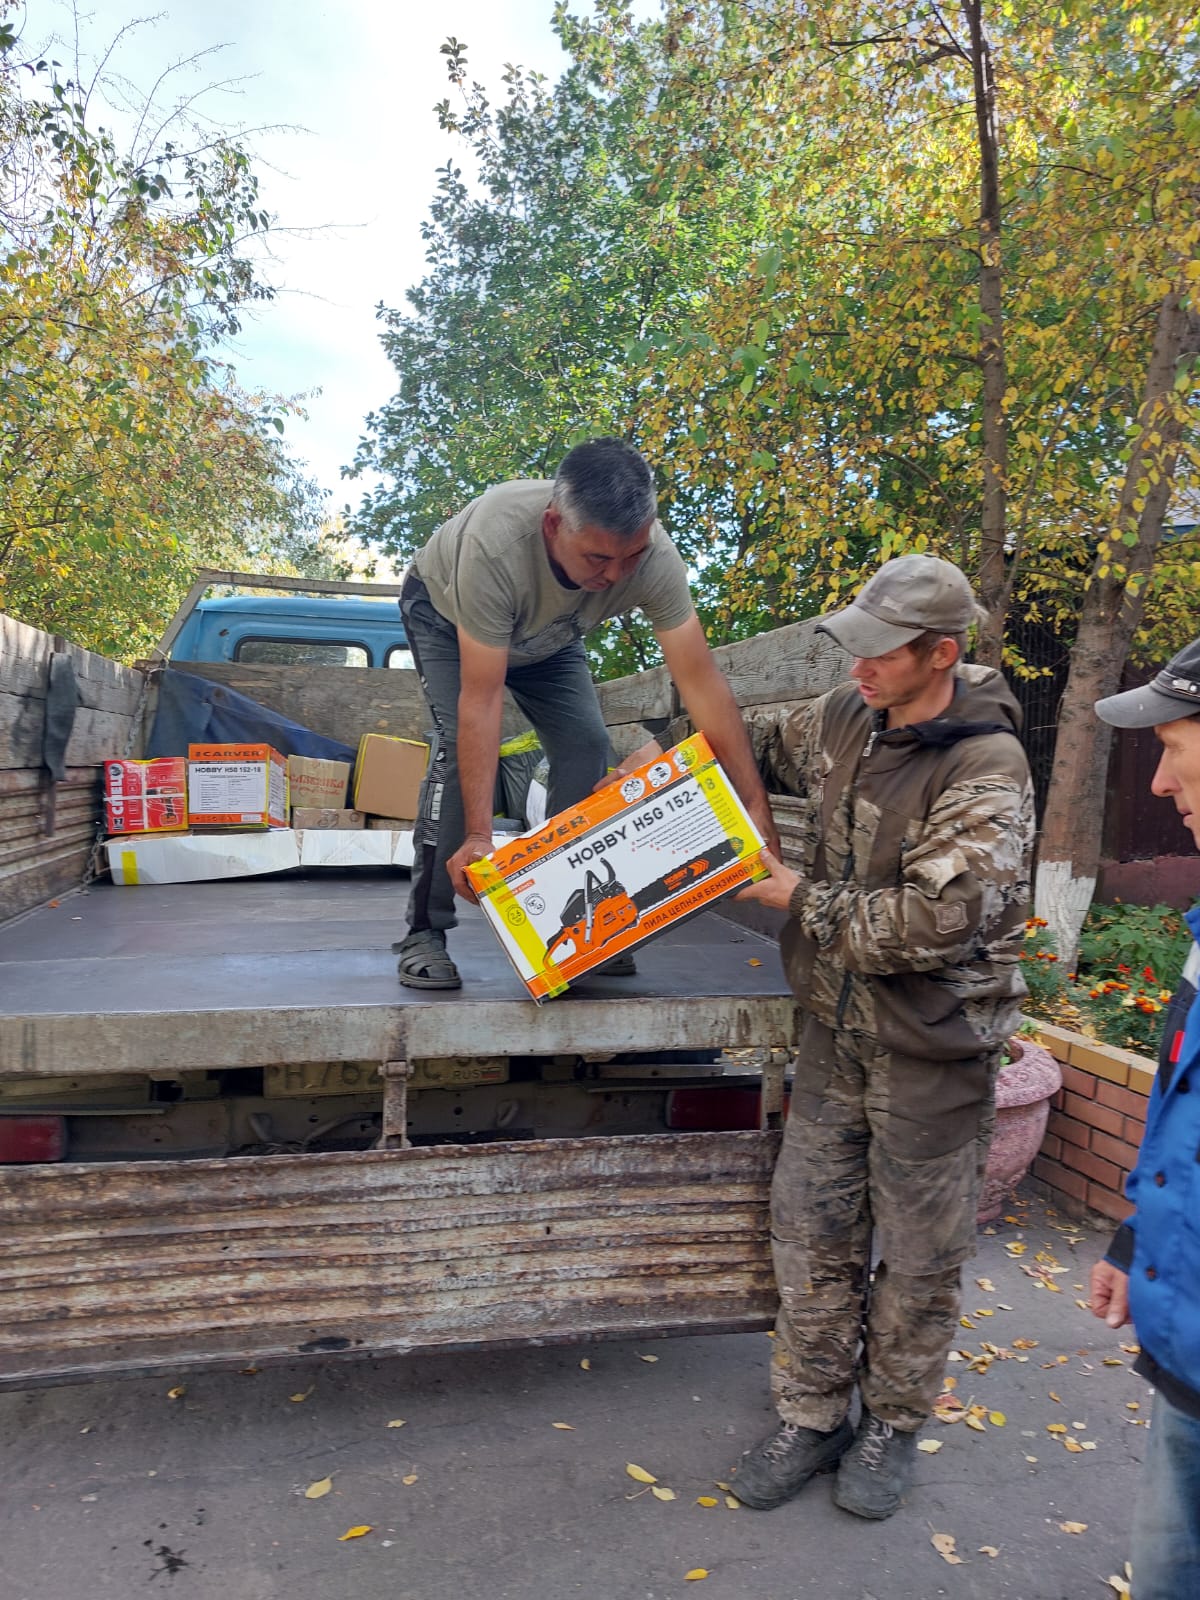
[1026,1021,1155,1223]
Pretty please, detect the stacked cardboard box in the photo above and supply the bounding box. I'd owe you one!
[353,734,427,822]
[104,758,189,835]
[187,743,288,829]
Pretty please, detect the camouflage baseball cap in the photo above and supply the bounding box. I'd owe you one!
[1094,636,1200,729]
[816,553,977,659]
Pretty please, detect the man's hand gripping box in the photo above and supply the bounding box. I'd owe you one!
[466,733,767,1001]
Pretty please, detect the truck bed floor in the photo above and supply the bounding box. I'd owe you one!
[0,873,793,1074]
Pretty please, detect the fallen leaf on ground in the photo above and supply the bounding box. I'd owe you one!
[1102,1358,1124,1367]
[387,1419,406,1429]
[305,1477,333,1500]
[965,1415,987,1432]
[976,1277,995,1292]
[1012,1338,1038,1350]
[552,1422,574,1430]
[747,958,762,967]
[338,1525,371,1541]
[638,1354,659,1363]
[931,1532,963,1565]
[979,1545,999,1557]
[1047,1423,1068,1435]
[696,1496,718,1507]
[1107,1575,1132,1596]
[626,1463,657,1484]
[167,1387,185,1401]
[1064,1438,1084,1453]
[402,1472,418,1486]
[1024,1455,1038,1463]
[1119,1342,1140,1355]
[1049,1391,1062,1403]
[684,1570,709,1582]
[651,1486,676,1501]
[724,1494,739,1510]
[580,1359,591,1371]
[714,1481,731,1492]
[988,1411,1006,1426]
[290,1387,314,1403]
[1005,1242,1027,1256]
[917,1439,943,1454]
[1059,1521,1088,1534]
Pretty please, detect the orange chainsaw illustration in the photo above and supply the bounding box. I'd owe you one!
[543,839,741,965]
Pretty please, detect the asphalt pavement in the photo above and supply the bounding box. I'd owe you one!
[1,1185,1146,1600]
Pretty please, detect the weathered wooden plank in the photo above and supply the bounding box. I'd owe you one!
[597,663,675,724]
[0,699,141,771]
[597,616,846,725]
[0,614,145,703]
[172,660,532,746]
[0,815,93,864]
[0,1131,779,1387]
[0,839,93,925]
[0,690,44,771]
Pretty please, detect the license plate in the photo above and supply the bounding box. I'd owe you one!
[263,1061,380,1098]
[410,1056,509,1088]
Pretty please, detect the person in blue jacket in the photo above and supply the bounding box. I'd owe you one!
[1090,634,1200,1600]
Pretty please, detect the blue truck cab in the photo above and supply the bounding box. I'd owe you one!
[169,593,414,670]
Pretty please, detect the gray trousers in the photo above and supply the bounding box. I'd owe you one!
[400,572,613,933]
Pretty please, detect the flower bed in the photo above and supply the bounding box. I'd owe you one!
[1019,902,1191,1055]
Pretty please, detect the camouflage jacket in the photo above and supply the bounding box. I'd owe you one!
[758,667,1035,1062]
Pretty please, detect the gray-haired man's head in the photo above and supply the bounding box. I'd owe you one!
[552,438,657,538]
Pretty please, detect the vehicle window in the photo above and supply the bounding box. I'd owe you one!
[235,638,370,668]
[386,646,416,670]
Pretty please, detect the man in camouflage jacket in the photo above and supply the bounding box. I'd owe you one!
[729,554,1035,1520]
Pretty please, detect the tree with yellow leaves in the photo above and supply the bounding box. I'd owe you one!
[0,10,325,659]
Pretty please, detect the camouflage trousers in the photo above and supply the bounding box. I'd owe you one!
[769,1017,999,1433]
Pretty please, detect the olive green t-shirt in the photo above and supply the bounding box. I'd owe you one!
[412,479,695,665]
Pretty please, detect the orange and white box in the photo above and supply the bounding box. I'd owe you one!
[187,743,288,829]
[466,733,767,1002]
[104,757,188,835]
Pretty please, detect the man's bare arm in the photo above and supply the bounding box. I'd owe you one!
[446,630,508,900]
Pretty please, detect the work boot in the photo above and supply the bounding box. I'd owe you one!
[728,1418,853,1510]
[394,929,462,990]
[833,1411,918,1520]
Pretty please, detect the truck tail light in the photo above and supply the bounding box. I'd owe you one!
[666,1087,787,1132]
[0,1116,67,1163]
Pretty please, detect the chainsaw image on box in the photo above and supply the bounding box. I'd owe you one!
[543,837,741,966]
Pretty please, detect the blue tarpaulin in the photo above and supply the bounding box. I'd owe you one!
[147,669,356,764]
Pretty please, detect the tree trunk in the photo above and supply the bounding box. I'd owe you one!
[1036,290,1200,966]
[963,0,1008,666]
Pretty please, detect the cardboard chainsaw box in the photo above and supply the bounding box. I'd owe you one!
[466,733,767,1001]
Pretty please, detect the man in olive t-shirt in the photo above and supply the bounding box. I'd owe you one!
[395,436,779,989]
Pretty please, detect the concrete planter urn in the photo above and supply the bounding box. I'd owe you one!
[977,1036,1063,1223]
